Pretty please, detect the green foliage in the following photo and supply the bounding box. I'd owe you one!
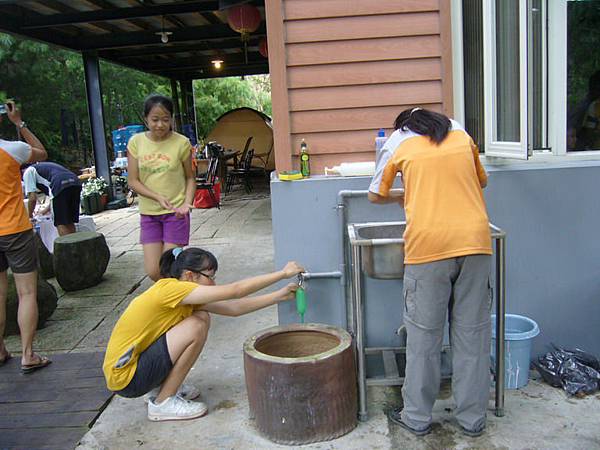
[193,75,271,138]
[567,1,600,109]
[0,34,271,171]
[81,176,108,197]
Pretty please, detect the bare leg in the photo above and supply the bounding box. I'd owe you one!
[56,224,76,236]
[12,271,39,365]
[163,242,178,252]
[143,242,165,282]
[156,311,210,403]
[0,271,10,359]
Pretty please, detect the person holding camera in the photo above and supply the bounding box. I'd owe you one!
[0,100,51,373]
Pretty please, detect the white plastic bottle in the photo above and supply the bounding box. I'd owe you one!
[375,129,386,164]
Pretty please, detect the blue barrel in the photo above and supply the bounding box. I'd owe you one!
[491,314,540,389]
[112,125,144,158]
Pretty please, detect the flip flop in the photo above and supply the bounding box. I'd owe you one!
[0,352,11,367]
[21,356,52,374]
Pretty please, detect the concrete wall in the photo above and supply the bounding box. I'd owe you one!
[271,161,600,358]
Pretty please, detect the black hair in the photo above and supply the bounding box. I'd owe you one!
[159,247,218,279]
[143,94,174,118]
[393,108,452,145]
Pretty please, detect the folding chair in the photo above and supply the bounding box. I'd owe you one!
[195,156,221,209]
[226,148,254,193]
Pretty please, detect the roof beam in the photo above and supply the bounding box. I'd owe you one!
[139,51,266,72]
[76,23,266,50]
[98,37,263,59]
[160,64,269,80]
[21,1,221,29]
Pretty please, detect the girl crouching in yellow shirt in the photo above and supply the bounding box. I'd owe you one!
[103,247,303,422]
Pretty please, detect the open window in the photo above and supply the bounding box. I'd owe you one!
[482,0,529,159]
[458,0,600,159]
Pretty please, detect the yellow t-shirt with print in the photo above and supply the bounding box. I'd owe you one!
[128,132,192,215]
[103,278,198,391]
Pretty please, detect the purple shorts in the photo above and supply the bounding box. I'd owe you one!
[140,213,190,245]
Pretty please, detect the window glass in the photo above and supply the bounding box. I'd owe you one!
[495,0,521,142]
[567,0,600,151]
[462,0,485,151]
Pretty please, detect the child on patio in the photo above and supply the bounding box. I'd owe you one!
[127,94,196,281]
[103,247,303,422]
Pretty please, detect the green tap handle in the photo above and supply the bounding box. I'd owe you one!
[295,286,306,323]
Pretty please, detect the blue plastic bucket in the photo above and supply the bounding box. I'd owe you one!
[491,314,540,389]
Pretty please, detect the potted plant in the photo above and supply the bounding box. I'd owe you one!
[81,177,108,215]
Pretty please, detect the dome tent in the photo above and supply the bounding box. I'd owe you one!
[206,107,274,171]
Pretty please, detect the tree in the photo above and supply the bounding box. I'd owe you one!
[193,75,271,139]
[1,33,272,168]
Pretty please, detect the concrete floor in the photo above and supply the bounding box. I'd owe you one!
[5,185,599,450]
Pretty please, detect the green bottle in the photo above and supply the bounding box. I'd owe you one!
[295,286,306,323]
[300,139,310,177]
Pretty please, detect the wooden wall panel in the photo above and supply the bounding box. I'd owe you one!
[288,81,442,112]
[287,35,441,66]
[285,12,439,43]
[287,59,442,89]
[290,104,442,135]
[265,0,454,173]
[284,0,439,20]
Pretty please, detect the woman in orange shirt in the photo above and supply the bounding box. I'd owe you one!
[369,108,492,437]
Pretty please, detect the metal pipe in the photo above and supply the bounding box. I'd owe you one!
[495,235,506,417]
[352,244,368,421]
[337,188,404,333]
[300,271,342,280]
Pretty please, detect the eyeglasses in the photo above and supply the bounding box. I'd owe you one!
[197,271,216,281]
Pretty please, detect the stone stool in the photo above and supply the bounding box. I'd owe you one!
[53,231,110,292]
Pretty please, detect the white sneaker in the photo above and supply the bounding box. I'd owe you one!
[147,395,208,421]
[143,383,201,403]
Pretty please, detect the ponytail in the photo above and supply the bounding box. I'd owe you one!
[393,108,452,145]
[159,247,218,279]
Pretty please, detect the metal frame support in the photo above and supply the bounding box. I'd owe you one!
[495,234,506,416]
[180,79,197,143]
[170,79,183,133]
[82,51,111,188]
[341,188,507,421]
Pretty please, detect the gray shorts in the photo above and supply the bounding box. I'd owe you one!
[0,229,38,273]
[116,334,173,398]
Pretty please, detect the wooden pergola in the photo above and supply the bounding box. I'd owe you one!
[0,0,268,182]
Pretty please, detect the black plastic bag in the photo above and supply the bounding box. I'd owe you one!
[533,344,600,396]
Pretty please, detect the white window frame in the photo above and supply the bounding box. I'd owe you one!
[452,0,600,161]
[482,0,529,159]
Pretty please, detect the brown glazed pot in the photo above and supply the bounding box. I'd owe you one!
[243,323,357,445]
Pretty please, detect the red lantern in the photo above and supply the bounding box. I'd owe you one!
[227,5,261,42]
[258,37,268,58]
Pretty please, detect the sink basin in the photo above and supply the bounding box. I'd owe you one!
[347,222,406,279]
[348,222,505,280]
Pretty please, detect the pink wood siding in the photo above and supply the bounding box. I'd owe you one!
[266,0,454,173]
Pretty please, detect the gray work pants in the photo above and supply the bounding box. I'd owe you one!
[400,254,492,431]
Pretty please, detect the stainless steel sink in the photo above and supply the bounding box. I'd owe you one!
[347,222,406,279]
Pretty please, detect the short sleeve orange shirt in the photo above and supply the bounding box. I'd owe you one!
[0,141,32,237]
[369,123,491,264]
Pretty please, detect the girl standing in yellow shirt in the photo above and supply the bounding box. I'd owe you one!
[103,246,303,421]
[127,95,196,281]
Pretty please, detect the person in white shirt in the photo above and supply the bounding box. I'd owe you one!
[0,100,51,373]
